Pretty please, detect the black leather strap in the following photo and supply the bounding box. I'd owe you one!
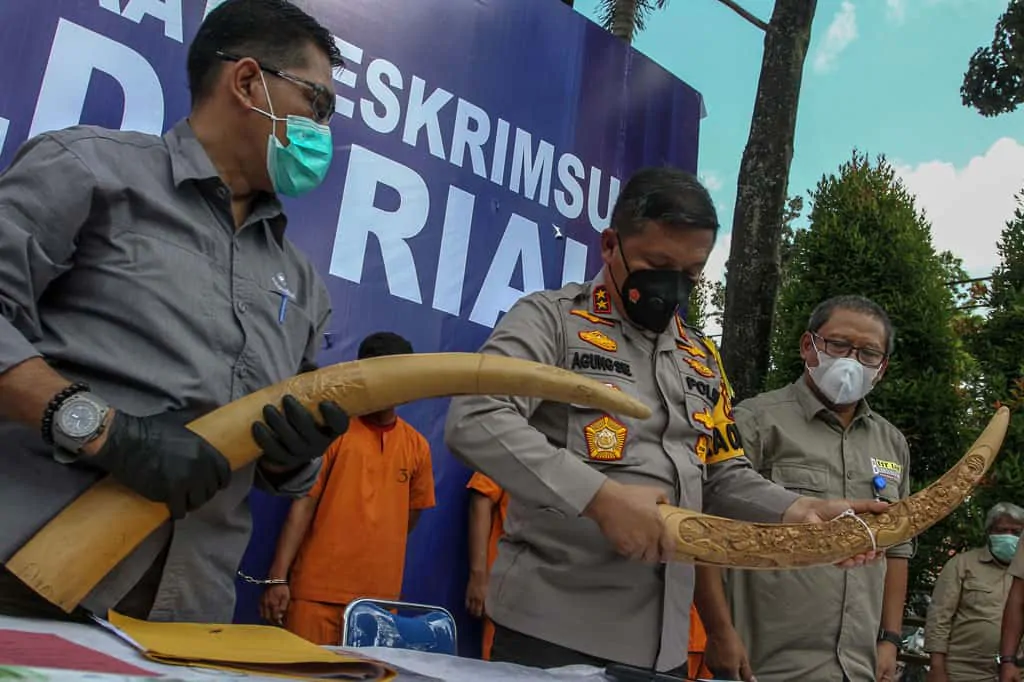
[877,629,902,648]
[40,382,90,446]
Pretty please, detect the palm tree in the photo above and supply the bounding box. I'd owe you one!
[597,0,668,43]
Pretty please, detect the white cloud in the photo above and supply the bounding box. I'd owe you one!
[700,171,724,193]
[893,137,1024,275]
[813,1,858,74]
[698,232,730,338]
[886,0,906,23]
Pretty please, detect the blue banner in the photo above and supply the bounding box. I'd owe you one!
[0,0,704,656]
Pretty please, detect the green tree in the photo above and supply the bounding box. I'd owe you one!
[961,0,1024,117]
[768,151,972,597]
[963,190,1024,544]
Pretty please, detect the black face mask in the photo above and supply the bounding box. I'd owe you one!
[612,236,694,333]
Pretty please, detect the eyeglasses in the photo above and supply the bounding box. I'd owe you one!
[216,51,336,124]
[811,333,888,368]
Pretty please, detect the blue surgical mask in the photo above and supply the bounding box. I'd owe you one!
[989,533,1020,564]
[252,72,333,197]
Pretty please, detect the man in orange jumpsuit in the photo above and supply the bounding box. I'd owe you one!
[467,470,713,677]
[259,332,436,645]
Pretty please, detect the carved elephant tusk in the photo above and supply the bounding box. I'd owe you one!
[6,352,652,613]
[660,406,1010,568]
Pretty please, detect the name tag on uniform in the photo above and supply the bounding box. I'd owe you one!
[871,458,903,483]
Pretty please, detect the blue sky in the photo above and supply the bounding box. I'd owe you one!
[572,0,1024,308]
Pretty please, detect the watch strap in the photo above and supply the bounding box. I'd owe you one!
[41,382,90,446]
[997,654,1019,665]
[877,629,902,647]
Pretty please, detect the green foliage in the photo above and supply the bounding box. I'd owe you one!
[961,0,1024,116]
[768,151,970,599]
[965,191,1024,541]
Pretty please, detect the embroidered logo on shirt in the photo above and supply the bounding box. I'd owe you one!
[578,330,618,352]
[684,357,715,378]
[871,458,903,483]
[592,286,612,314]
[570,309,615,327]
[571,352,632,376]
[692,408,715,430]
[676,341,707,358]
[584,415,627,461]
[694,434,710,463]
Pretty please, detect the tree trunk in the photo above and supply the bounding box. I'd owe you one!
[720,0,816,401]
[609,0,639,42]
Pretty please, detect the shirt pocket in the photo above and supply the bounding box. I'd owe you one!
[961,572,996,608]
[769,462,829,497]
[250,283,314,374]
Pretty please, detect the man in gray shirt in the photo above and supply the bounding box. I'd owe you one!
[0,0,349,624]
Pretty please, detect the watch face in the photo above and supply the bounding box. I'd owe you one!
[59,399,101,438]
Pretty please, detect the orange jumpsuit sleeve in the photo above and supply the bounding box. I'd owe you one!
[466,471,504,504]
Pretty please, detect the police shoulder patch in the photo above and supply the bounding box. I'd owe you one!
[578,329,617,352]
[584,415,628,461]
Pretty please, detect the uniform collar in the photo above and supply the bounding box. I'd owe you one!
[164,119,287,244]
[793,374,874,424]
[980,545,997,564]
[585,272,682,352]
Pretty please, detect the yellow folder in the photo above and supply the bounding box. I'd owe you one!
[107,611,396,680]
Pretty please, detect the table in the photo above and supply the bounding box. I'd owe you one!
[0,616,613,681]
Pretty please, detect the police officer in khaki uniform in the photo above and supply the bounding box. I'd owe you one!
[698,296,912,682]
[444,168,885,675]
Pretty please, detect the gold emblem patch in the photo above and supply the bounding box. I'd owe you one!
[676,341,707,358]
[579,330,617,352]
[685,358,714,378]
[570,309,615,327]
[694,434,710,463]
[692,408,715,430]
[584,415,627,461]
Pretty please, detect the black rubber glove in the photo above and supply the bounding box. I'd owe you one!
[252,395,350,471]
[89,410,232,520]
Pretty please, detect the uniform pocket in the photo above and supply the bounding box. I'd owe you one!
[770,462,829,496]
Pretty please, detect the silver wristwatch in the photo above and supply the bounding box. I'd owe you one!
[52,391,111,458]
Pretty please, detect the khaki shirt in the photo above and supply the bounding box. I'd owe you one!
[444,278,800,672]
[925,546,1022,681]
[723,378,912,682]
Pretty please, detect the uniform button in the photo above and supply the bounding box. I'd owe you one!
[846,471,854,479]
[236,301,248,314]
[235,365,246,377]
[217,186,229,199]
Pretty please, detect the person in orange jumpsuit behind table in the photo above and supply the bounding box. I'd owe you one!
[466,470,713,676]
[465,471,510,660]
[259,332,436,645]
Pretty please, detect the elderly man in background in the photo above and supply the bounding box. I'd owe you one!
[696,295,911,682]
[926,502,1024,681]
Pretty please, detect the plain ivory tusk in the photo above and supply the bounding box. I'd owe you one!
[659,406,1009,568]
[6,352,652,613]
